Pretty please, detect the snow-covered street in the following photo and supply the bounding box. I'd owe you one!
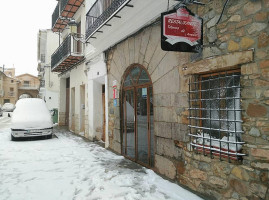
[0,115,203,200]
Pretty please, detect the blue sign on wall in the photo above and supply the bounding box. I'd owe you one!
[114,99,117,107]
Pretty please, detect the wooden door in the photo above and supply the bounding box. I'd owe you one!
[121,65,154,168]
[102,92,106,141]
[65,89,70,126]
[65,78,70,126]
[71,87,75,132]
[80,85,85,133]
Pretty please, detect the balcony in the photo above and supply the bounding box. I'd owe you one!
[51,33,85,73]
[19,85,39,90]
[85,0,131,40]
[52,0,84,32]
[84,1,178,60]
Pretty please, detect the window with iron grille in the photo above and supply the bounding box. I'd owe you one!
[188,69,245,161]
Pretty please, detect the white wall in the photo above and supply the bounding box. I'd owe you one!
[85,0,178,60]
[87,53,107,141]
[70,64,87,112]
[45,90,59,110]
[43,30,60,110]
[69,63,87,132]
[59,78,67,113]
[46,30,60,66]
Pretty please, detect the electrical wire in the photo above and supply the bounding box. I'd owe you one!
[216,0,230,25]
[167,0,170,11]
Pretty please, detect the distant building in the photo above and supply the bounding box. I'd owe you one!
[0,69,19,105]
[16,73,40,99]
[0,68,39,105]
[37,29,60,111]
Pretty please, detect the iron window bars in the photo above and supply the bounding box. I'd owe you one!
[188,70,246,162]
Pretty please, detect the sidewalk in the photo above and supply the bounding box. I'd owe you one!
[53,125,205,200]
[0,123,204,200]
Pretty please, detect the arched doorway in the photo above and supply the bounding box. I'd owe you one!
[121,65,154,168]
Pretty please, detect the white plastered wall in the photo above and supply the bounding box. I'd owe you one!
[69,63,87,134]
[44,29,60,111]
[87,53,108,146]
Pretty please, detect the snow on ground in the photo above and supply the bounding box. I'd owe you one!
[0,117,203,200]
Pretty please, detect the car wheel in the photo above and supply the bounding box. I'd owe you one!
[11,135,17,141]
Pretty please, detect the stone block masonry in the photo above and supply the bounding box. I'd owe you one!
[106,0,269,199]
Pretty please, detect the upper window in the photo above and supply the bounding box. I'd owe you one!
[24,81,30,86]
[123,66,151,87]
[188,69,245,161]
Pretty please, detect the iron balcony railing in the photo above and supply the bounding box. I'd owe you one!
[51,33,85,71]
[19,85,39,90]
[86,0,130,39]
[52,0,84,32]
[52,2,60,29]
[61,0,69,13]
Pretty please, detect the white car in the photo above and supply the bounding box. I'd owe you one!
[11,98,53,141]
[2,103,15,112]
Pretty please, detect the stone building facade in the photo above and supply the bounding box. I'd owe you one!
[16,73,40,99]
[0,73,19,105]
[106,0,269,199]
[0,69,40,105]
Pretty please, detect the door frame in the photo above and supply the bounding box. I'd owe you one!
[71,87,75,132]
[80,84,85,133]
[122,87,136,162]
[120,64,154,168]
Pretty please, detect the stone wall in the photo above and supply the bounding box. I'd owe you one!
[106,22,189,156]
[106,0,269,199]
[176,1,269,199]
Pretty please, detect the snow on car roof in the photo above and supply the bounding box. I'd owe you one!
[11,98,52,129]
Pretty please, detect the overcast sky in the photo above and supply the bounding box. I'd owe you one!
[0,0,58,76]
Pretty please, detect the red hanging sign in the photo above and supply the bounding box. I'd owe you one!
[161,6,203,52]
